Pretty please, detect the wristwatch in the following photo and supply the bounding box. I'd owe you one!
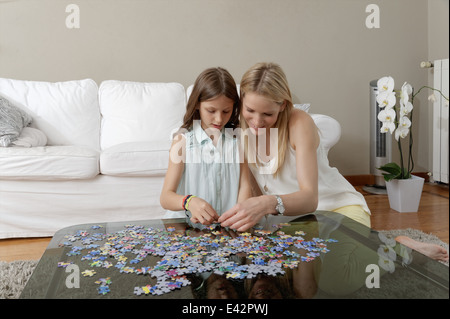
[274,195,285,215]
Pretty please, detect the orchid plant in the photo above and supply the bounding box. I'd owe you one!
[376,76,449,181]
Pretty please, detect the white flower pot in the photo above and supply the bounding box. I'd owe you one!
[385,175,425,213]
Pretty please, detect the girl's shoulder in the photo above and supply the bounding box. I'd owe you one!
[169,131,187,151]
[171,126,195,144]
[172,130,188,142]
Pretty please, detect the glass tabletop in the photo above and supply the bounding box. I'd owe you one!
[20,211,449,299]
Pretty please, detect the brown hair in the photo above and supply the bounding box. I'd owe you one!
[181,67,240,130]
[240,62,293,175]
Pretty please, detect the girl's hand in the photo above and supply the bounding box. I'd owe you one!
[188,197,219,225]
[218,196,274,231]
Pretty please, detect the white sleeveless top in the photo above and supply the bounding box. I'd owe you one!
[249,136,370,214]
[163,121,241,227]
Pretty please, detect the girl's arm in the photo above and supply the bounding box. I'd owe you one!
[160,134,187,211]
[160,134,219,224]
[219,110,319,231]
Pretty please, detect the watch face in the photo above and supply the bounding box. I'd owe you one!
[276,196,285,214]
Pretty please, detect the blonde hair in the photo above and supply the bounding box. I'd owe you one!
[240,62,293,175]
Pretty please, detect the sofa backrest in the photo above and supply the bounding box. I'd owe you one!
[0,78,100,150]
[99,80,186,150]
[1,78,341,156]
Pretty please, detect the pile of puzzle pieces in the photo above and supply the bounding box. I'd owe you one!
[57,223,337,297]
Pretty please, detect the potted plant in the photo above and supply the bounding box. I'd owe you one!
[376,76,449,212]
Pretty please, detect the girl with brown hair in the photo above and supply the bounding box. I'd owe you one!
[160,67,252,228]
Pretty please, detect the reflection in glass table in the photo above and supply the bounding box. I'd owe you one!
[21,211,449,299]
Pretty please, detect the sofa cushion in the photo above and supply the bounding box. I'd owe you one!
[12,127,47,148]
[100,141,171,177]
[0,78,100,150]
[99,81,185,150]
[0,146,99,180]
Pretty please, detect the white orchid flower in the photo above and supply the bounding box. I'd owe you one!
[399,115,411,129]
[395,125,410,141]
[395,117,411,140]
[378,108,396,133]
[378,232,388,242]
[377,232,396,247]
[376,91,396,109]
[377,76,395,93]
[400,101,413,116]
[377,244,397,273]
[378,256,396,273]
[378,244,397,261]
[380,122,396,134]
[428,93,436,102]
[400,82,413,106]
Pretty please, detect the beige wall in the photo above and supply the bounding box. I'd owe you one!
[1,0,448,175]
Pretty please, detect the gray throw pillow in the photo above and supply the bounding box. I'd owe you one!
[0,95,32,147]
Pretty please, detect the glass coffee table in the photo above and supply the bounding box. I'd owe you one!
[20,211,449,299]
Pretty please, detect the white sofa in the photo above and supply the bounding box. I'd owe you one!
[0,77,341,239]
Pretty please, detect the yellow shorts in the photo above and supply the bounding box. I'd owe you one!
[332,205,371,228]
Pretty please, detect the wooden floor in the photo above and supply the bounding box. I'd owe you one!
[0,182,448,262]
[360,182,449,243]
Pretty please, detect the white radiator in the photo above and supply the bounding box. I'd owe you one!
[432,58,449,183]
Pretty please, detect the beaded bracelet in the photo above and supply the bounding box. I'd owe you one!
[185,195,196,211]
[182,195,191,210]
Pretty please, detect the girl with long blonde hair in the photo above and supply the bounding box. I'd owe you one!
[219,62,371,231]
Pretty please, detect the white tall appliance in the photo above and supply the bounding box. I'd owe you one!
[363,79,392,194]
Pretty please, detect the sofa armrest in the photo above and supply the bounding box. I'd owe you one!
[310,113,341,154]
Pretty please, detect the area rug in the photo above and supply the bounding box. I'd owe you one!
[0,228,448,299]
[0,260,38,299]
